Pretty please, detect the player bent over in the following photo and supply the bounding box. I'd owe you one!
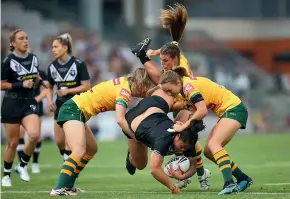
[124,86,205,194]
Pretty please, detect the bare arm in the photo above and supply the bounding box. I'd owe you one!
[66,81,90,95]
[150,152,179,193]
[181,101,208,130]
[0,80,12,90]
[35,88,47,103]
[115,104,136,140]
[144,61,163,85]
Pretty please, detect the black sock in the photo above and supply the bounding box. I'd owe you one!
[17,138,25,163]
[59,149,65,159]
[63,150,72,161]
[33,141,42,163]
[3,161,13,177]
[20,152,31,167]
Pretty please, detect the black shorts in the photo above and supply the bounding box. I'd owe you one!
[1,97,40,124]
[135,113,173,143]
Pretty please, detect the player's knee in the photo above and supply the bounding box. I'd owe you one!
[74,147,86,159]
[7,138,19,150]
[86,144,98,156]
[27,132,40,143]
[136,161,147,170]
[206,139,220,154]
[203,145,212,159]
[55,139,65,149]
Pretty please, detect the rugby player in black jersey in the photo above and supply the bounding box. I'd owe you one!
[1,29,48,186]
[15,69,47,174]
[124,86,205,194]
[46,33,92,193]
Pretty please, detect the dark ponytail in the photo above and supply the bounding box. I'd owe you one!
[180,119,206,145]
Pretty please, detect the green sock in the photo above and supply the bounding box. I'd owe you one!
[55,154,79,189]
[231,161,245,181]
[194,145,205,176]
[71,154,93,186]
[214,149,233,183]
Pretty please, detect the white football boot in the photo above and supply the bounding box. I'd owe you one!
[31,163,40,174]
[1,175,12,187]
[18,165,30,182]
[50,188,77,196]
[175,177,192,189]
[198,168,211,190]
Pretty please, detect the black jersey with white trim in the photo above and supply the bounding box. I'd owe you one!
[47,56,90,102]
[1,52,39,98]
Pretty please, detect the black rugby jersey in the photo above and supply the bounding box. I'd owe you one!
[1,52,39,98]
[47,56,90,102]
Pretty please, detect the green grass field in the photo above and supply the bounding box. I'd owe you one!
[1,134,290,199]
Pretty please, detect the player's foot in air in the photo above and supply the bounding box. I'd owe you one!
[17,165,30,182]
[198,168,211,190]
[32,163,40,174]
[125,151,136,175]
[218,180,240,195]
[237,175,253,192]
[50,188,77,196]
[131,38,152,57]
[1,175,12,187]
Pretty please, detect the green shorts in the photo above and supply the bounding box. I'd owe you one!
[221,102,248,129]
[57,99,86,127]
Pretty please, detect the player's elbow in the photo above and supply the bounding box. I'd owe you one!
[197,107,208,119]
[116,116,125,127]
[150,162,161,176]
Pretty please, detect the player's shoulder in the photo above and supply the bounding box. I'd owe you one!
[72,56,85,65]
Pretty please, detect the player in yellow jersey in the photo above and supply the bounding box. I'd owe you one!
[131,3,210,190]
[50,68,154,196]
[158,67,253,195]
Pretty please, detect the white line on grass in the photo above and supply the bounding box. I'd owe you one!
[1,190,290,195]
[264,183,290,186]
[37,162,290,169]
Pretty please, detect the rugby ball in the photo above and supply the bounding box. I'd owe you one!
[163,156,190,176]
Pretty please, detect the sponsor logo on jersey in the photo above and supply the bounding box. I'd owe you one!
[70,69,76,76]
[113,78,120,85]
[184,83,194,96]
[120,88,131,101]
[207,103,217,110]
[100,106,108,112]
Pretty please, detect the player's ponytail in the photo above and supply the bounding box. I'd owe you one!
[55,33,73,54]
[180,120,205,145]
[160,3,187,42]
[9,29,24,52]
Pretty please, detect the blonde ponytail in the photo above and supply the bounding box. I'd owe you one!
[160,3,187,42]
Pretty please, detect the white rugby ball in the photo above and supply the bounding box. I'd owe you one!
[163,156,190,176]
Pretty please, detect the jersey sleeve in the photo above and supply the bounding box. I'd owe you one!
[183,80,204,104]
[39,70,47,80]
[1,57,10,81]
[77,60,90,81]
[46,66,55,85]
[115,86,131,108]
[153,136,174,157]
